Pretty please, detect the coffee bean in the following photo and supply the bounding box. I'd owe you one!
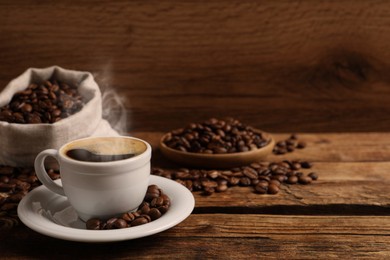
[0,176,9,183]
[242,167,258,179]
[20,103,33,113]
[272,175,286,183]
[86,218,102,230]
[259,176,271,182]
[26,113,42,124]
[216,184,228,192]
[207,170,219,179]
[8,179,29,191]
[105,218,118,229]
[286,176,298,184]
[148,208,162,220]
[0,216,19,230]
[139,203,150,215]
[214,147,228,154]
[267,184,279,194]
[269,179,281,187]
[13,112,24,123]
[1,203,18,211]
[88,194,172,230]
[151,197,164,207]
[147,185,161,194]
[0,193,8,204]
[8,193,24,203]
[239,177,252,186]
[203,187,215,195]
[202,180,218,188]
[308,172,318,180]
[131,216,149,227]
[291,162,301,170]
[160,194,171,207]
[273,135,308,155]
[301,161,313,169]
[140,214,152,223]
[298,176,312,185]
[113,218,128,229]
[0,79,84,124]
[152,156,318,198]
[255,183,268,194]
[0,166,60,230]
[229,177,240,186]
[122,212,137,222]
[163,118,271,154]
[0,183,16,192]
[145,185,161,201]
[158,205,169,214]
[192,180,202,191]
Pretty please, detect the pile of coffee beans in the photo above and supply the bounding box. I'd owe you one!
[86,185,170,230]
[0,166,60,230]
[273,134,307,155]
[162,118,270,154]
[152,160,317,196]
[160,118,317,195]
[0,79,84,124]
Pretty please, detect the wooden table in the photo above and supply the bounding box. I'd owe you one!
[1,1,390,258]
[1,131,390,259]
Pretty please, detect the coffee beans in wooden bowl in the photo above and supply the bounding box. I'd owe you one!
[160,118,275,168]
[0,79,84,124]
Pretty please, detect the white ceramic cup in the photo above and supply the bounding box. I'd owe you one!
[34,136,151,222]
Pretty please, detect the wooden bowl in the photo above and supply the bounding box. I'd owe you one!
[159,131,275,169]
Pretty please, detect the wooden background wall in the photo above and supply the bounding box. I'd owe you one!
[1,0,390,132]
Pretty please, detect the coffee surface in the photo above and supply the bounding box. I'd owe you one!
[62,137,147,162]
[66,148,135,162]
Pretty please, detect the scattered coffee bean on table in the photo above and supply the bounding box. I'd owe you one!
[0,79,84,124]
[273,134,307,155]
[86,185,171,230]
[0,166,60,230]
[162,118,270,154]
[152,159,318,196]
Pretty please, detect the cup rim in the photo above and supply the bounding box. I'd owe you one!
[59,136,151,167]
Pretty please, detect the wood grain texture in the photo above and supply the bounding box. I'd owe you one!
[1,215,390,259]
[1,1,390,132]
[0,132,390,258]
[136,132,390,162]
[136,132,390,214]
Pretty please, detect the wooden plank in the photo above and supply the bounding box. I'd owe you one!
[134,132,390,162]
[1,215,390,258]
[1,1,390,132]
[162,214,390,237]
[190,178,390,214]
[125,132,390,213]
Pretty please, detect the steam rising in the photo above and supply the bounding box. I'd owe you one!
[101,88,128,135]
[93,66,129,135]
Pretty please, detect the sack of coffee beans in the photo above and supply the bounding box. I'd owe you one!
[0,66,119,167]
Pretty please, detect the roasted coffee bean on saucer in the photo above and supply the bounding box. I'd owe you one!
[86,185,171,230]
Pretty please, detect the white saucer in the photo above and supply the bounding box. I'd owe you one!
[17,175,195,243]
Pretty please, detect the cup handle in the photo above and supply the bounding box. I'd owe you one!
[34,149,66,196]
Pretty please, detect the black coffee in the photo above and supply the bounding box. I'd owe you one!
[66,148,135,162]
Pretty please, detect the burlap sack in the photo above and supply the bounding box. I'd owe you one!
[0,66,119,167]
